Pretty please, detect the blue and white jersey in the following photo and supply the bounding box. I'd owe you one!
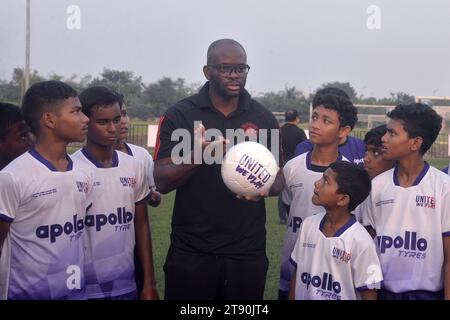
[124,143,155,190]
[361,163,450,293]
[295,136,365,167]
[71,148,149,299]
[279,152,348,293]
[0,149,93,300]
[442,165,449,175]
[290,212,383,300]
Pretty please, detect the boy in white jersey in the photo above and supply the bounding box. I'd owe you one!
[279,94,356,299]
[72,86,159,300]
[113,94,161,294]
[362,103,450,300]
[289,161,382,300]
[354,125,395,228]
[0,81,92,299]
[114,95,162,207]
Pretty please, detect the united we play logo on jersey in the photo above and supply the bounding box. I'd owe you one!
[415,195,435,209]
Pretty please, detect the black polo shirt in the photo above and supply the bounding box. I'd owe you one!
[281,123,307,162]
[155,82,281,258]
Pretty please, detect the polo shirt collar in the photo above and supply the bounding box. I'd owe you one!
[194,82,251,113]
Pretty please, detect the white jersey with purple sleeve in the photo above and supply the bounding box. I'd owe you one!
[71,148,149,299]
[295,136,365,166]
[0,149,93,300]
[279,152,348,294]
[290,212,383,300]
[124,143,156,190]
[362,163,450,293]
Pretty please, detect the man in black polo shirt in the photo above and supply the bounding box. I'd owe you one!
[278,109,307,224]
[154,39,285,300]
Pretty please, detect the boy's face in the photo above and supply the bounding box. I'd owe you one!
[364,144,395,179]
[87,103,121,147]
[119,103,130,141]
[0,120,33,163]
[309,106,349,146]
[312,168,348,209]
[52,97,89,143]
[381,119,419,161]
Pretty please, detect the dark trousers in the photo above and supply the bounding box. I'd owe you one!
[164,247,268,300]
[379,289,444,300]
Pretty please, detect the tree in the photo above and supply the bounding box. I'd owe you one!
[256,86,309,120]
[316,81,358,101]
[142,77,194,117]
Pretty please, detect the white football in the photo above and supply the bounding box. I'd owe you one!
[221,141,278,197]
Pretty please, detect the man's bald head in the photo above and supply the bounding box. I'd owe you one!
[207,39,247,64]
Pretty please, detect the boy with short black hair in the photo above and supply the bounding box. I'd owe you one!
[0,81,92,299]
[363,124,395,179]
[295,87,366,166]
[0,102,33,170]
[288,161,382,300]
[279,93,355,299]
[71,86,158,300]
[361,103,450,300]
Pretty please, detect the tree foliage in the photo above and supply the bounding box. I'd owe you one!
[1,70,422,120]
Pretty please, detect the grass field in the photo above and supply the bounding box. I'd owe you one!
[148,192,284,300]
[148,159,448,300]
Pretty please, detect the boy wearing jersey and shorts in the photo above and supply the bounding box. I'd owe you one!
[0,81,92,299]
[361,103,450,300]
[72,86,159,300]
[289,161,382,300]
[278,94,357,299]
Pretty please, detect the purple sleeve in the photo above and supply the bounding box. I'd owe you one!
[443,166,449,174]
[295,140,313,157]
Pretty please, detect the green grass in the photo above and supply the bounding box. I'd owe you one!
[148,193,284,300]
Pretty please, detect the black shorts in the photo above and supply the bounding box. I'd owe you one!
[164,247,268,300]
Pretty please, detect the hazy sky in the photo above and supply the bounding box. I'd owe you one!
[1,0,449,98]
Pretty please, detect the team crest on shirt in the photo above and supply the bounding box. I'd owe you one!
[241,122,259,140]
[415,195,435,209]
[76,181,89,194]
[332,247,351,263]
[120,177,137,188]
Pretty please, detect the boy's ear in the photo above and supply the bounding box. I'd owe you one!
[337,193,350,209]
[338,125,351,139]
[410,136,423,153]
[41,112,57,129]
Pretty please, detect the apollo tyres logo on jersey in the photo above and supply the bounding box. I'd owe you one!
[301,272,342,300]
[85,207,133,232]
[36,214,85,243]
[377,231,427,259]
